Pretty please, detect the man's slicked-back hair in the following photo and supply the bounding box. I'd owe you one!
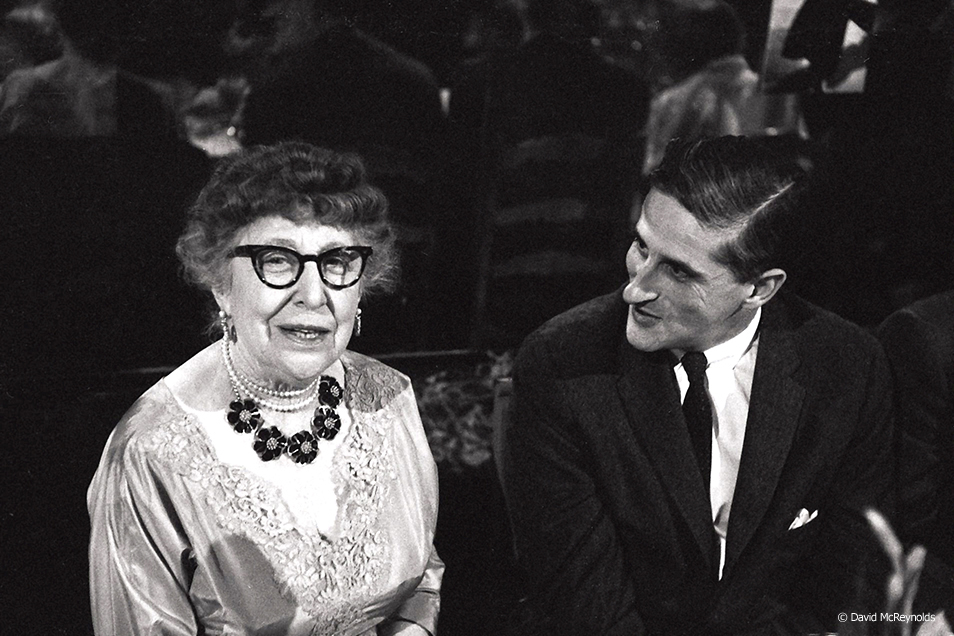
[648,135,803,282]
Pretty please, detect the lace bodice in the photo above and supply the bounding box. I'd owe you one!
[89,351,441,636]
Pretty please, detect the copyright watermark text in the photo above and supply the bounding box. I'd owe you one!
[838,612,939,623]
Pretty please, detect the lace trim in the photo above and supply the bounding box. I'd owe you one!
[344,351,405,413]
[140,354,406,632]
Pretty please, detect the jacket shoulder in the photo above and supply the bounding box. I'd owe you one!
[877,291,954,368]
[515,291,625,381]
[880,291,954,334]
[772,292,886,366]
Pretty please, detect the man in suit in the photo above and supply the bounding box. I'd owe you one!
[498,136,895,634]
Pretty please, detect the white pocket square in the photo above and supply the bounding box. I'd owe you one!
[788,508,818,531]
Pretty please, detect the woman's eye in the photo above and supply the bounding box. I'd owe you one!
[324,257,347,275]
[260,251,295,270]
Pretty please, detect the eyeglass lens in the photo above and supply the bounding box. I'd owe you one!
[253,246,368,288]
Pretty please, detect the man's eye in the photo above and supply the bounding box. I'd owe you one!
[664,263,689,280]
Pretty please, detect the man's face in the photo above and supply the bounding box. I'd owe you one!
[623,188,757,353]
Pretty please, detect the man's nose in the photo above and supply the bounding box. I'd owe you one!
[623,262,659,305]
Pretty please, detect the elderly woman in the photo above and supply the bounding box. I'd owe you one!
[87,142,442,635]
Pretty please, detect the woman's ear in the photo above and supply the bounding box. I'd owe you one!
[211,266,233,316]
[212,285,231,317]
[743,268,787,309]
[212,292,228,316]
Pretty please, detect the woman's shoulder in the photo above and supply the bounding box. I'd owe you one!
[92,380,202,487]
[342,350,412,412]
[162,343,229,410]
[106,381,187,449]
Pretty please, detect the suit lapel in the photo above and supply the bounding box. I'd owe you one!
[616,340,717,564]
[723,300,806,576]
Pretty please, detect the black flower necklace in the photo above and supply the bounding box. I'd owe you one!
[221,337,344,464]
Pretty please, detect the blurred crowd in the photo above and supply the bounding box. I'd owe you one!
[2,0,953,382]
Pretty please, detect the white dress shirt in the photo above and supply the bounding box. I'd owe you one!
[674,307,761,579]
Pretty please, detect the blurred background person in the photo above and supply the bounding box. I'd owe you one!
[447,0,527,152]
[1,0,213,383]
[642,0,764,174]
[232,0,445,177]
[787,0,954,325]
[2,6,216,629]
[473,0,650,347]
[878,288,954,615]
[0,0,179,138]
[481,0,648,152]
[0,1,62,82]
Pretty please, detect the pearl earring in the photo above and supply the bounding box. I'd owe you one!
[219,310,237,342]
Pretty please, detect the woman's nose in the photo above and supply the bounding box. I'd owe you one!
[294,262,330,307]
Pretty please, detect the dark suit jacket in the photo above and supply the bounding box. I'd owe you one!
[878,291,954,560]
[499,290,895,635]
[878,291,954,611]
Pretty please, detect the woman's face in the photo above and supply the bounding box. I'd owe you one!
[214,214,363,388]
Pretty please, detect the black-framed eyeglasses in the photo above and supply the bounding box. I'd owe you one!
[230,245,373,290]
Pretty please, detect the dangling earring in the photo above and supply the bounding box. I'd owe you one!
[219,310,237,343]
[353,308,362,337]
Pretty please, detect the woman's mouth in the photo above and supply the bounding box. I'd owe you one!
[279,326,330,341]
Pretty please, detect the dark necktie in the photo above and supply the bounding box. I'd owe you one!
[681,351,712,486]
[682,351,721,579]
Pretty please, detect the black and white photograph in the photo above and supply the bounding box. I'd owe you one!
[2,0,953,634]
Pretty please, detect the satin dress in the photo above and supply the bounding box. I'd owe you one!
[88,351,442,635]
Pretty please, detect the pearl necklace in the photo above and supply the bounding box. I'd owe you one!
[220,337,344,464]
[221,336,320,412]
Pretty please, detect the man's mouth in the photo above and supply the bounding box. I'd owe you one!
[632,305,660,321]
[630,305,661,327]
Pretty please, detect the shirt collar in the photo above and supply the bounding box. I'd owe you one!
[703,307,762,368]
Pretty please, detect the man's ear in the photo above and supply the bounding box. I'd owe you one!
[743,268,787,309]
